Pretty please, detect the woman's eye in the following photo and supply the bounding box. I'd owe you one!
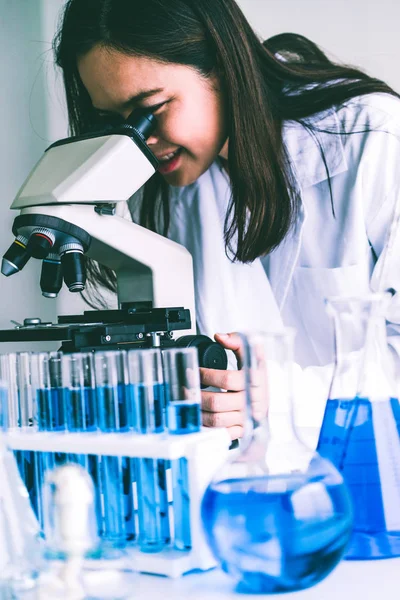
[95,113,124,126]
[147,101,168,114]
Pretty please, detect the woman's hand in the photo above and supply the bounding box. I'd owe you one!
[200,332,246,440]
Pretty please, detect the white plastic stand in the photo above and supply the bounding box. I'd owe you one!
[5,427,231,578]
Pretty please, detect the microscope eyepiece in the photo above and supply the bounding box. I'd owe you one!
[59,242,86,293]
[40,254,63,298]
[1,235,30,276]
[26,228,55,259]
[126,108,156,140]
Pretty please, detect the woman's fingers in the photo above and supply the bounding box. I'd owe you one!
[226,425,244,440]
[201,389,245,412]
[200,367,244,390]
[202,408,244,429]
[214,332,244,368]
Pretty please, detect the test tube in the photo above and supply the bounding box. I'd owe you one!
[94,350,135,545]
[0,379,7,431]
[162,347,202,435]
[162,348,202,550]
[62,352,101,531]
[0,353,18,431]
[127,349,170,552]
[33,352,66,434]
[30,352,59,528]
[0,353,39,517]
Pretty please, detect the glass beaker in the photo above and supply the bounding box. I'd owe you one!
[317,293,400,559]
[201,330,352,594]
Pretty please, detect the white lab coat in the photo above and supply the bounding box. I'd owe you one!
[127,92,400,431]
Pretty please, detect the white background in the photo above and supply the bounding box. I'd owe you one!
[0,0,399,346]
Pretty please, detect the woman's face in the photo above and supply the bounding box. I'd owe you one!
[78,45,227,186]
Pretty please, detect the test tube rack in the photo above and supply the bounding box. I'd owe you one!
[4,426,231,578]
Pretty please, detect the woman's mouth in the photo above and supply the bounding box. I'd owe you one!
[157,148,183,175]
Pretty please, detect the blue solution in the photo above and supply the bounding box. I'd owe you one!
[63,386,102,534]
[136,457,171,552]
[132,381,170,552]
[65,386,97,433]
[172,458,191,550]
[201,474,352,594]
[166,400,199,550]
[37,388,66,432]
[317,397,400,559]
[167,401,201,435]
[16,450,39,518]
[0,386,8,430]
[36,388,68,527]
[134,382,165,434]
[96,383,129,433]
[96,384,136,544]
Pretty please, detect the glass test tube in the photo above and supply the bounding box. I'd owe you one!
[94,350,135,545]
[0,354,17,431]
[1,353,39,517]
[0,367,8,432]
[31,352,70,527]
[128,349,170,552]
[62,352,102,531]
[163,348,202,550]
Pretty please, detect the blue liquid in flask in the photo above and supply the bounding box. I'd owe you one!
[201,473,352,594]
[317,397,400,559]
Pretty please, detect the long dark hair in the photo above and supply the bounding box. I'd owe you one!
[54,0,399,306]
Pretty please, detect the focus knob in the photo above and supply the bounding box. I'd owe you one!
[174,335,228,370]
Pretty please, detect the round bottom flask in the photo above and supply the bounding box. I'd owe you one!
[201,331,353,594]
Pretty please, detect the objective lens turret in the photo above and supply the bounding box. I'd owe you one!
[40,254,63,298]
[60,242,86,293]
[26,228,55,259]
[1,235,30,276]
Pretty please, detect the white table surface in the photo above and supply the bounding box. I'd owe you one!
[128,558,400,600]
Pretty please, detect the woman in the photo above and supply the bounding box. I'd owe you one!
[54,0,400,440]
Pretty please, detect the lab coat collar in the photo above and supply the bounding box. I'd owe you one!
[283,109,348,189]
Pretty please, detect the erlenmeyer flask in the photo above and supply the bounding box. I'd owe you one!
[201,330,352,594]
[317,293,400,559]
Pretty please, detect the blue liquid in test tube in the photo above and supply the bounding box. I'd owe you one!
[162,347,202,550]
[95,351,135,545]
[0,383,8,431]
[128,350,171,552]
[62,353,102,533]
[32,352,69,526]
[8,353,40,518]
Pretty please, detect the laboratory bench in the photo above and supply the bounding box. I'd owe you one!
[128,558,400,599]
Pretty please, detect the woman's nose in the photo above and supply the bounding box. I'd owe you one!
[146,132,160,146]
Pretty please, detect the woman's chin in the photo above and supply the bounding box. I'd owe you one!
[162,169,201,187]
[162,161,213,187]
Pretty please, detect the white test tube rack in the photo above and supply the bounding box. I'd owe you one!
[4,427,231,579]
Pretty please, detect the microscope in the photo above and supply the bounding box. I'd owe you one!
[0,109,226,369]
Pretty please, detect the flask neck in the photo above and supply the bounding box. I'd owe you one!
[255,358,299,444]
[328,295,394,400]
